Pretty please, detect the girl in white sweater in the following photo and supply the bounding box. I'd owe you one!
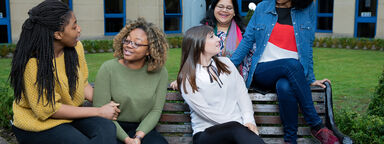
[176,25,265,144]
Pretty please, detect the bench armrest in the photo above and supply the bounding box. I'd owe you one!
[324,81,353,144]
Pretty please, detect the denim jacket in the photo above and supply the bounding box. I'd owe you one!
[230,0,316,88]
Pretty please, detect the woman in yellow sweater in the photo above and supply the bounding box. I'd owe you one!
[9,1,119,144]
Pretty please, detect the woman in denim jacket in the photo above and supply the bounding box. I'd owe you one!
[230,0,339,143]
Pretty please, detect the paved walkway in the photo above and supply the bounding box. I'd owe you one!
[0,136,8,144]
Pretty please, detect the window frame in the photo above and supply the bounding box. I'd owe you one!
[68,0,72,10]
[104,0,126,36]
[163,0,183,34]
[0,0,11,43]
[315,0,334,33]
[354,0,378,37]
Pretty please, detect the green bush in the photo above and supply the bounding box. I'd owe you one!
[167,37,182,48]
[324,37,333,48]
[0,44,15,58]
[94,40,112,53]
[8,44,16,54]
[0,81,13,130]
[376,39,384,50]
[356,38,369,49]
[93,40,102,53]
[82,40,94,53]
[318,37,326,48]
[346,38,357,49]
[368,67,384,117]
[338,38,348,48]
[244,10,254,26]
[336,67,384,143]
[336,110,384,144]
[331,38,339,48]
[0,44,9,57]
[177,37,183,48]
[313,37,319,47]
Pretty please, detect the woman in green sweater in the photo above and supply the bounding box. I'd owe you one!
[93,18,169,144]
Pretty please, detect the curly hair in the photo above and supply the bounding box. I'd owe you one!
[113,17,168,72]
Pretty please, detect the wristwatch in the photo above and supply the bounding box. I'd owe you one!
[134,135,143,141]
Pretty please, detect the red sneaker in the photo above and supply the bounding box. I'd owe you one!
[311,128,340,144]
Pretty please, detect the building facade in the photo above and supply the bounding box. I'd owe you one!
[0,0,383,43]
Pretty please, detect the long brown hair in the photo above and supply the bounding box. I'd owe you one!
[177,25,230,94]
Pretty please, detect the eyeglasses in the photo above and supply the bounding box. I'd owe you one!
[215,5,234,11]
[122,39,149,48]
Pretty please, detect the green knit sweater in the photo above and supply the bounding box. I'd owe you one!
[93,59,168,142]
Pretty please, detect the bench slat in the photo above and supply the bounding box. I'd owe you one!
[157,124,192,133]
[166,92,184,101]
[263,138,318,144]
[249,92,325,102]
[159,114,191,123]
[255,115,325,125]
[163,136,317,144]
[162,103,325,113]
[157,125,312,136]
[162,103,189,112]
[164,136,192,144]
[254,104,325,113]
[159,114,325,125]
[166,91,325,102]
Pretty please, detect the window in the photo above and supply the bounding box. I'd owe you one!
[0,25,8,43]
[104,0,125,36]
[164,0,182,34]
[0,0,11,43]
[0,0,6,18]
[61,0,72,10]
[238,0,262,16]
[354,0,377,38]
[316,0,334,33]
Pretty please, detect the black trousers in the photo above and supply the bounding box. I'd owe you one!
[116,121,168,144]
[13,117,117,144]
[193,121,265,144]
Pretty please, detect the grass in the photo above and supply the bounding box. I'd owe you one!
[0,48,383,113]
[312,48,384,112]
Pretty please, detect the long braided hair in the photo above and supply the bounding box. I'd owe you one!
[10,0,79,107]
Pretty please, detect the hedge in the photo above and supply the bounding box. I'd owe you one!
[1,37,383,59]
[314,37,384,50]
[0,80,13,130]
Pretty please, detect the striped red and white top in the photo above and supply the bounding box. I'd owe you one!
[259,8,298,63]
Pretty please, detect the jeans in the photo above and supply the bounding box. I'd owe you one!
[251,59,322,143]
[13,117,117,144]
[116,122,168,144]
[193,121,265,144]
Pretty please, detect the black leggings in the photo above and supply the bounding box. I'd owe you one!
[193,121,265,144]
[116,121,168,144]
[12,117,117,144]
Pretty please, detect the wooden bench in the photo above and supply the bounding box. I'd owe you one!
[156,82,352,144]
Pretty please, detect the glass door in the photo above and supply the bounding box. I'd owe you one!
[104,0,126,36]
[0,0,11,43]
[164,0,182,34]
[354,0,378,38]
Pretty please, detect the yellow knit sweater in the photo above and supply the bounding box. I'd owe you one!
[13,41,89,132]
